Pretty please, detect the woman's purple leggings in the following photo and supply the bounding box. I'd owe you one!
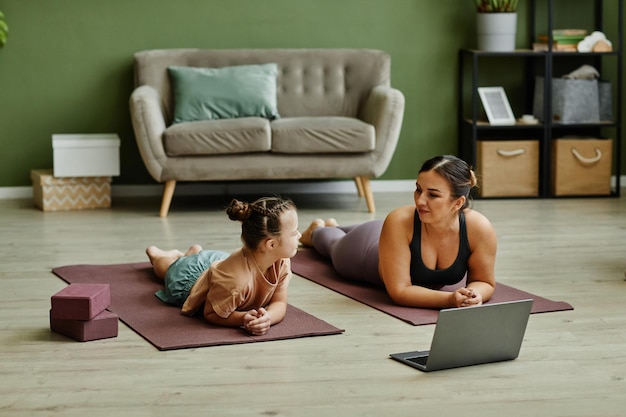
[311,220,385,288]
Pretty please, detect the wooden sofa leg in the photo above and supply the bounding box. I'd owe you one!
[354,177,364,197]
[159,180,177,218]
[360,177,376,213]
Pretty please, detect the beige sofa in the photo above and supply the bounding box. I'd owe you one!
[129,48,405,217]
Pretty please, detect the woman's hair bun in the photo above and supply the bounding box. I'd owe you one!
[469,168,478,188]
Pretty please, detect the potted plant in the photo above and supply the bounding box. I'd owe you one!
[474,1,519,51]
[475,0,519,12]
[0,10,8,49]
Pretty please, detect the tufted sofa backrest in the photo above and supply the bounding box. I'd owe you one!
[134,48,391,123]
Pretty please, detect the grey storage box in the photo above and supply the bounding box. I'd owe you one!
[598,81,613,121]
[533,77,612,123]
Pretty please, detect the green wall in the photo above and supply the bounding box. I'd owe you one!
[0,0,622,188]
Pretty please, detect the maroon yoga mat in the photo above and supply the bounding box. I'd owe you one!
[291,248,573,326]
[52,262,344,350]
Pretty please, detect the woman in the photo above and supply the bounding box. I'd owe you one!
[300,155,497,309]
[147,196,301,335]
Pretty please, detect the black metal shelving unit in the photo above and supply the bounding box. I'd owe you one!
[458,0,622,198]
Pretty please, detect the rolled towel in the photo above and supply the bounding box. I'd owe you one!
[577,31,612,52]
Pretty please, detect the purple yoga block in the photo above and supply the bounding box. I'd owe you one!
[50,309,119,342]
[50,283,111,320]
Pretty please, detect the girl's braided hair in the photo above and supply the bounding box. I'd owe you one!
[226,196,296,250]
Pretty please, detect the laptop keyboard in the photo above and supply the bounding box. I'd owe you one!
[406,356,428,366]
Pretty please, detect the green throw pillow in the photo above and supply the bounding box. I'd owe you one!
[168,63,280,123]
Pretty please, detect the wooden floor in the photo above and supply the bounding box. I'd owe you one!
[1,190,626,417]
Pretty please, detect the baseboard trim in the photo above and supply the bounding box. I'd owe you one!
[3,176,625,200]
[0,179,417,200]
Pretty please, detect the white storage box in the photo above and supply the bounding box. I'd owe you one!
[53,134,120,177]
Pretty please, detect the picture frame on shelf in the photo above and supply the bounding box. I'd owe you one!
[478,86,516,125]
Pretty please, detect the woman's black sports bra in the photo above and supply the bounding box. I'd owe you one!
[409,210,470,287]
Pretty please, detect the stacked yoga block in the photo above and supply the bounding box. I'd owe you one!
[50,283,118,342]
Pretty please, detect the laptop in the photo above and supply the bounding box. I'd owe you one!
[390,299,533,372]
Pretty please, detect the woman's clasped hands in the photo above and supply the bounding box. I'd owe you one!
[450,287,483,308]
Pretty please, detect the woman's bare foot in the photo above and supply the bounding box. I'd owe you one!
[299,219,325,247]
[325,218,338,227]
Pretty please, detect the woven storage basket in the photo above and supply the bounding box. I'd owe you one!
[551,138,612,196]
[477,140,539,197]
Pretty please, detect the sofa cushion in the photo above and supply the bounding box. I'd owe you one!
[168,64,280,123]
[163,118,271,156]
[271,117,375,154]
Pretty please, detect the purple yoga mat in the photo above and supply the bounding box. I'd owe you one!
[291,248,573,325]
[52,262,344,350]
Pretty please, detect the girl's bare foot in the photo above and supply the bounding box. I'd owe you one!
[299,219,325,247]
[184,244,203,256]
[325,218,338,227]
[146,246,185,264]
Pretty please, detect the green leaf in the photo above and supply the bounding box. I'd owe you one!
[0,10,8,48]
[474,0,517,12]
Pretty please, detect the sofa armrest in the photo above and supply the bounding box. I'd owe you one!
[129,85,169,181]
[359,85,406,177]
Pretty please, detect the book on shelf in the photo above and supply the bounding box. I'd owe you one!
[534,30,586,52]
[532,42,578,52]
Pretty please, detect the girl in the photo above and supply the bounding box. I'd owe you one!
[147,196,300,335]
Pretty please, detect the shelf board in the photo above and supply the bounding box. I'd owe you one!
[460,49,542,57]
[550,51,620,57]
[464,118,543,127]
[460,49,619,57]
[551,121,617,127]
[463,119,617,128]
